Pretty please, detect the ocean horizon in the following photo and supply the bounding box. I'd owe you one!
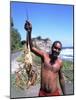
[60,47,73,61]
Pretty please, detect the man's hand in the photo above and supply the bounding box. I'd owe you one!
[24,20,32,33]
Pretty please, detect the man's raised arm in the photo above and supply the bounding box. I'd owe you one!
[24,20,45,57]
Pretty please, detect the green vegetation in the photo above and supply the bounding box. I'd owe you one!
[11,71,27,90]
[33,54,41,65]
[62,60,73,70]
[62,60,73,82]
[11,18,22,52]
[16,53,25,63]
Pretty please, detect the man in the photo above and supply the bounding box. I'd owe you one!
[24,21,66,96]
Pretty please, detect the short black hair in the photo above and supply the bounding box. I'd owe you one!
[52,41,62,49]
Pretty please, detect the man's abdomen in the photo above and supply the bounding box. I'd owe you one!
[41,68,58,93]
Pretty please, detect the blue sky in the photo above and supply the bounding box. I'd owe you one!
[11,2,74,47]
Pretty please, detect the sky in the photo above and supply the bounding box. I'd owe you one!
[11,1,74,47]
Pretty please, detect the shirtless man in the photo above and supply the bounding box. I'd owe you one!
[24,21,66,96]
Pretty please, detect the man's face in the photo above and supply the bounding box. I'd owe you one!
[52,43,61,58]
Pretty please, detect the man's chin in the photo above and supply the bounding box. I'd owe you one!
[53,55,58,59]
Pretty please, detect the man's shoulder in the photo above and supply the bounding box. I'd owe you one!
[43,51,49,56]
[57,57,63,66]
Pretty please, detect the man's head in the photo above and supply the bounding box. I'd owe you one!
[51,41,62,59]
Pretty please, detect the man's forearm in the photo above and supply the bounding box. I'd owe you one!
[24,21,32,49]
[27,31,32,49]
[60,79,66,95]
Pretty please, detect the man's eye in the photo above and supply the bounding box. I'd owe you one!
[54,47,61,51]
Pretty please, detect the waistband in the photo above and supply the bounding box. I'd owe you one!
[39,88,61,96]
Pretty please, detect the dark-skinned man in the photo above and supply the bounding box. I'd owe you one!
[24,20,66,96]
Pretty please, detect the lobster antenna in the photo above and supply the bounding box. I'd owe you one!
[26,8,29,21]
[26,8,30,48]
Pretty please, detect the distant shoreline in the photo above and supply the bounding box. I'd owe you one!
[62,47,73,49]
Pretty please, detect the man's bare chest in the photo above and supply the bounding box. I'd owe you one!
[42,57,60,73]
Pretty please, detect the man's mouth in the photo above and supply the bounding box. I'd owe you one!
[52,51,59,57]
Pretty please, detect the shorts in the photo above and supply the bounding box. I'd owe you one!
[39,88,61,96]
